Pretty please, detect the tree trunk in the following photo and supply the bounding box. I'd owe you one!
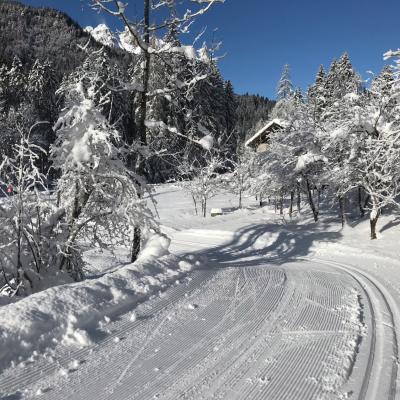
[192,194,198,215]
[239,189,242,209]
[289,191,294,218]
[338,195,346,227]
[259,194,263,207]
[370,210,380,239]
[56,190,61,208]
[297,183,301,213]
[306,179,318,222]
[358,187,365,218]
[202,198,207,218]
[364,194,371,211]
[131,226,141,262]
[130,0,151,261]
[280,193,283,215]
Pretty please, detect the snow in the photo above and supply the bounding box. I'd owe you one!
[197,134,214,150]
[295,151,327,172]
[119,27,141,55]
[85,24,117,48]
[2,185,400,399]
[0,228,198,372]
[86,24,207,62]
[62,315,92,347]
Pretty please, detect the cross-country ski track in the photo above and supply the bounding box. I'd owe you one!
[1,227,400,400]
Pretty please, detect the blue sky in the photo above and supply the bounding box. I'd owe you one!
[19,0,400,99]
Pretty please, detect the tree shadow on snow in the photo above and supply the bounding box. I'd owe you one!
[192,221,341,269]
[379,216,400,233]
[0,393,23,400]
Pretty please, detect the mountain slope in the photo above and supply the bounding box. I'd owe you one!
[0,1,130,78]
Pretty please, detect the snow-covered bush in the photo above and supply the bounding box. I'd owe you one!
[228,147,255,209]
[179,152,225,217]
[0,122,66,296]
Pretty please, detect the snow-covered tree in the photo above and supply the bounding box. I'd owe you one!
[271,65,297,122]
[307,65,327,122]
[323,53,362,118]
[276,64,294,101]
[320,58,400,237]
[90,0,224,258]
[51,55,156,274]
[228,147,255,209]
[179,151,225,217]
[0,119,58,296]
[7,56,26,110]
[254,87,326,221]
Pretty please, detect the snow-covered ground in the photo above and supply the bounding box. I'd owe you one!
[1,184,400,399]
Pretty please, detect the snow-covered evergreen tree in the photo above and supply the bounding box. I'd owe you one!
[272,64,296,121]
[307,65,327,122]
[276,64,294,101]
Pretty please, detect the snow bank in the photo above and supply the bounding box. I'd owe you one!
[0,232,201,371]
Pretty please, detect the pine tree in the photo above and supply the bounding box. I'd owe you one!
[371,65,395,97]
[276,64,294,101]
[307,65,327,121]
[7,56,25,109]
[27,59,58,121]
[0,63,9,111]
[324,53,361,109]
[223,80,238,159]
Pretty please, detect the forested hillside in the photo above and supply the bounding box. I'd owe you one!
[0,1,96,75]
[0,0,276,297]
[0,1,272,183]
[235,94,275,142]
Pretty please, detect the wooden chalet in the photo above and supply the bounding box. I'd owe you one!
[245,119,285,152]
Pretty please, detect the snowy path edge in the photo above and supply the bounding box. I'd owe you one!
[0,234,200,372]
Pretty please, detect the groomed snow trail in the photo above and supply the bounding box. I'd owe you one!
[1,228,384,400]
[309,258,400,400]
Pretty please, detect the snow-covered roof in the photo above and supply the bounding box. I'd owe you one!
[245,119,285,148]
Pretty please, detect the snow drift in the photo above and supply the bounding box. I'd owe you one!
[0,232,201,371]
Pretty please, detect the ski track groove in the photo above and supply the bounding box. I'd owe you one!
[0,269,217,394]
[14,267,362,400]
[174,269,288,400]
[52,268,254,400]
[1,231,386,400]
[239,269,350,400]
[309,257,400,400]
[143,268,276,400]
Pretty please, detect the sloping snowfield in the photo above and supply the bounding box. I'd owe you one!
[1,185,400,399]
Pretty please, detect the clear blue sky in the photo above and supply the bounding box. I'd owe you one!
[19,0,400,99]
